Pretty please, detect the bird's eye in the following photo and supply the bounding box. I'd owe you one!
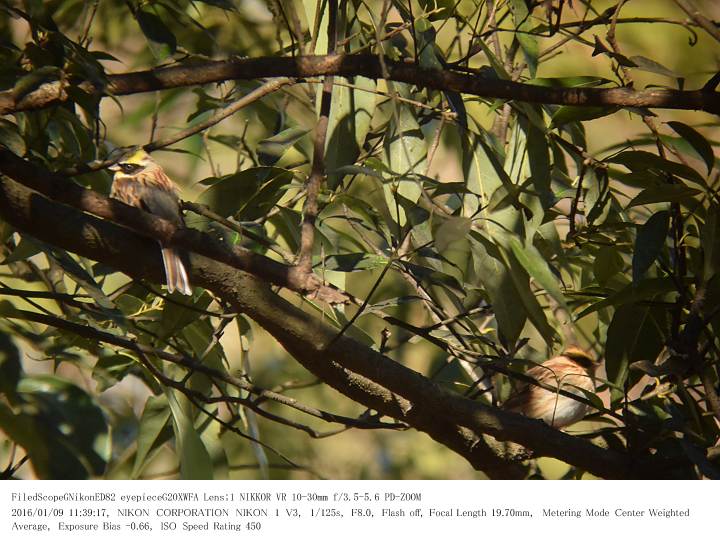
[120,163,138,174]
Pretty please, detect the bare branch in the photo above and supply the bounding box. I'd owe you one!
[298,1,338,274]
[1,54,718,116]
[0,171,685,479]
[673,0,720,44]
[146,78,293,152]
[0,148,344,301]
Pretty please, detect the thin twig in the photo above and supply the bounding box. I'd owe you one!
[182,201,295,262]
[298,1,338,274]
[673,0,720,44]
[146,78,293,152]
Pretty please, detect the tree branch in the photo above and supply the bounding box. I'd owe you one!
[0,167,692,479]
[146,77,293,152]
[0,148,344,302]
[298,2,338,274]
[1,54,718,116]
[673,0,720,44]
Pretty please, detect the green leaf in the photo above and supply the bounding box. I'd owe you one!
[508,0,538,77]
[182,320,226,375]
[92,354,134,392]
[702,204,720,281]
[136,9,177,53]
[435,217,472,253]
[323,253,389,272]
[414,18,443,71]
[502,247,556,345]
[197,167,293,221]
[550,106,619,127]
[158,291,213,339]
[187,88,226,122]
[195,0,237,10]
[632,210,670,283]
[606,151,704,185]
[628,184,701,207]
[257,127,309,166]
[13,376,109,478]
[383,92,427,226]
[576,277,676,319]
[628,55,678,78]
[528,76,611,87]
[1,235,41,264]
[522,114,553,209]
[332,165,383,179]
[166,389,214,479]
[208,134,243,149]
[12,66,61,102]
[509,238,567,309]
[471,235,525,347]
[667,121,714,174]
[46,247,118,313]
[470,35,511,79]
[468,131,522,217]
[418,0,455,20]
[132,396,171,479]
[0,119,26,155]
[605,304,666,403]
[401,261,465,298]
[0,332,21,400]
[326,75,376,188]
[593,246,625,286]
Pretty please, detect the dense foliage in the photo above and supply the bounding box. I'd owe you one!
[0,0,719,479]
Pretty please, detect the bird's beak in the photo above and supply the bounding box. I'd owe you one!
[108,164,120,172]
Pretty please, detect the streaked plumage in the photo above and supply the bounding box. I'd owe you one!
[503,346,597,429]
[109,149,192,295]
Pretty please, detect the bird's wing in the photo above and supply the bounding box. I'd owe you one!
[137,184,184,225]
[502,361,567,411]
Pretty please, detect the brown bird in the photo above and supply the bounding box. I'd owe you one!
[109,149,191,295]
[503,346,598,429]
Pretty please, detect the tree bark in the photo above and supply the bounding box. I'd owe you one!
[0,159,690,479]
[1,54,718,115]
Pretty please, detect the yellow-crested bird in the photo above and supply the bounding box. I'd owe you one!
[108,149,191,295]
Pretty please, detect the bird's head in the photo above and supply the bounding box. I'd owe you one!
[108,149,155,176]
[561,345,597,369]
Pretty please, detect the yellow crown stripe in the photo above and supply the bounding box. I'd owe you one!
[124,149,150,164]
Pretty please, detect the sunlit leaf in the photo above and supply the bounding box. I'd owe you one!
[257,126,309,166]
[509,238,567,309]
[323,253,389,272]
[435,217,472,253]
[132,396,171,479]
[383,90,427,226]
[197,167,293,220]
[628,55,678,78]
[166,389,213,479]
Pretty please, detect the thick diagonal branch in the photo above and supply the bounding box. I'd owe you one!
[0,170,688,479]
[0,148,340,301]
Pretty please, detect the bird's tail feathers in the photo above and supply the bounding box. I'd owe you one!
[161,246,192,296]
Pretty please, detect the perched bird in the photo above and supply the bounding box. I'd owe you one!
[503,346,598,429]
[109,149,192,295]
